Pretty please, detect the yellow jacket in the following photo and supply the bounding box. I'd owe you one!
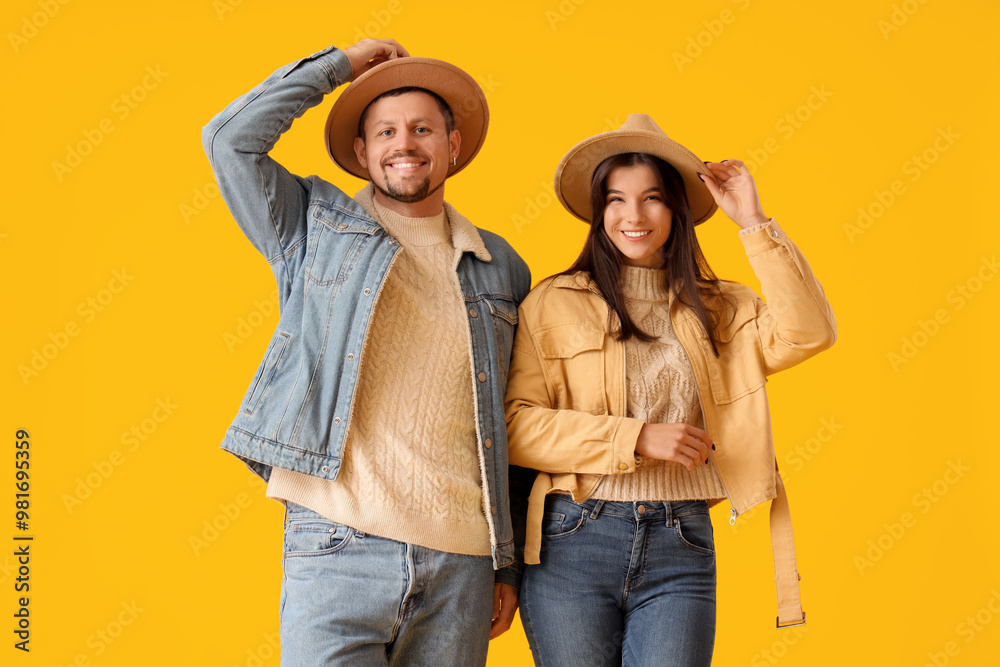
[504,218,835,626]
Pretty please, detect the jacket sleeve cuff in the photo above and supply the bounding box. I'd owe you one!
[494,561,523,591]
[740,217,788,257]
[327,48,354,88]
[611,417,645,473]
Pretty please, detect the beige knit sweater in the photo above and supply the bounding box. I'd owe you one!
[592,266,728,502]
[267,196,491,556]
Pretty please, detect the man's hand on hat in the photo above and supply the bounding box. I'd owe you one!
[700,160,770,230]
[342,39,410,81]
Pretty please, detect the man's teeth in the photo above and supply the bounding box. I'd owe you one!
[390,162,422,168]
[623,231,650,238]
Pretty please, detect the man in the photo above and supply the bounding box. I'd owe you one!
[202,38,530,666]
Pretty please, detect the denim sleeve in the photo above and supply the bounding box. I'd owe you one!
[495,464,536,591]
[201,46,354,293]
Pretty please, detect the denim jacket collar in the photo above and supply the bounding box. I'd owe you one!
[353,183,493,263]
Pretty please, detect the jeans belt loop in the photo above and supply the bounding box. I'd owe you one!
[589,499,605,520]
[665,501,674,527]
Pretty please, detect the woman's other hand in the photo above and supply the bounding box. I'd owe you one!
[700,160,770,230]
[634,423,713,471]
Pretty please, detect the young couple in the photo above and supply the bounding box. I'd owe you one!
[203,37,835,667]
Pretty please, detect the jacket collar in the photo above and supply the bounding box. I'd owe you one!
[353,183,492,262]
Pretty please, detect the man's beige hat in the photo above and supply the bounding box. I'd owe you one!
[325,57,488,180]
[554,114,717,225]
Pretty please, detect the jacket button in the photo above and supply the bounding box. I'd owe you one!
[334,417,341,424]
[618,463,629,470]
[484,439,492,449]
[364,288,372,295]
[338,223,348,230]
[347,353,354,360]
[491,506,497,515]
[469,308,478,318]
[321,466,330,473]
[771,230,778,238]
[478,372,486,382]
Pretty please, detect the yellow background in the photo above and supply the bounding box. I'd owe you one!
[4,0,999,664]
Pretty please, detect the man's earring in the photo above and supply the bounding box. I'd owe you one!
[451,156,457,166]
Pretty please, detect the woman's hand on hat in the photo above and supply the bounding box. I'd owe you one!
[634,423,713,472]
[342,39,410,81]
[699,160,770,230]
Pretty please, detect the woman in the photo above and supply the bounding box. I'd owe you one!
[505,114,836,666]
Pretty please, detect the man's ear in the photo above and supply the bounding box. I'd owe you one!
[353,136,367,169]
[449,129,461,166]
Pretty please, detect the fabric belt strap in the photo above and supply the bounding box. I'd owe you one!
[770,459,806,627]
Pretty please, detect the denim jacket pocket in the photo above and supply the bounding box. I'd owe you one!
[244,332,289,414]
[485,296,518,383]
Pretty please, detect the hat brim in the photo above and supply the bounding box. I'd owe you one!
[554,129,717,225]
[325,57,488,180]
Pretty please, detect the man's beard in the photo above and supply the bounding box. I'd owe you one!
[372,152,445,204]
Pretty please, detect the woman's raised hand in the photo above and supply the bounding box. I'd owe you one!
[700,160,770,230]
[634,423,714,472]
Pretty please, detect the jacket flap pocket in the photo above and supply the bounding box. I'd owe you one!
[537,324,605,359]
[486,297,518,325]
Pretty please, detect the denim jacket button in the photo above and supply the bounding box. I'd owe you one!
[364,288,372,295]
[333,417,341,424]
[491,506,497,515]
[321,466,330,473]
[478,372,487,382]
[347,353,354,360]
[484,439,492,449]
[469,308,478,318]
[338,223,348,230]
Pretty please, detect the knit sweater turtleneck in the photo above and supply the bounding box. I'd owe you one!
[266,198,491,556]
[592,265,727,503]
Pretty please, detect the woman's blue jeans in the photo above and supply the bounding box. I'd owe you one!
[520,495,717,667]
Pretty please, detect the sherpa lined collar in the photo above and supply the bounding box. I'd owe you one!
[353,183,492,263]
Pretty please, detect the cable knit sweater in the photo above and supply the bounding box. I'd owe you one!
[266,196,490,556]
[592,266,727,502]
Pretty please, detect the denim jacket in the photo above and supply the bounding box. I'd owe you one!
[201,45,531,584]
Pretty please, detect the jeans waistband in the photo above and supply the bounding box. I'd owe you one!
[549,494,709,524]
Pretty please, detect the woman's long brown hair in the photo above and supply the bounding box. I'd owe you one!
[559,152,734,356]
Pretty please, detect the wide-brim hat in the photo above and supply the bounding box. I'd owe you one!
[554,113,717,225]
[325,57,488,180]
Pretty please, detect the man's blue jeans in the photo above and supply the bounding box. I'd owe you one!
[520,495,717,667]
[279,502,495,666]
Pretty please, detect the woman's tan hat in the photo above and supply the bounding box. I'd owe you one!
[554,114,717,225]
[325,57,488,180]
